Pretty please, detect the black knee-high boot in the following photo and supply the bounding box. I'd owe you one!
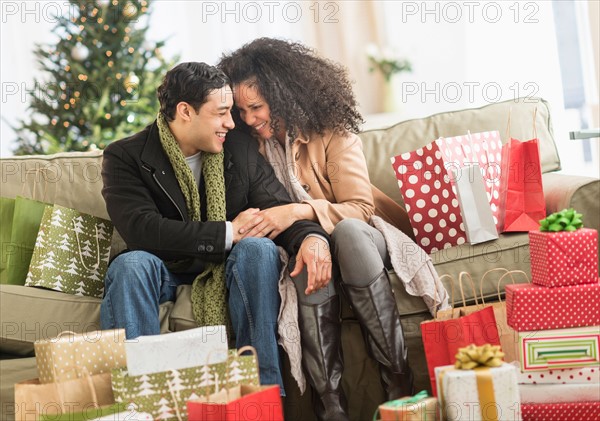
[343,270,414,401]
[297,295,349,421]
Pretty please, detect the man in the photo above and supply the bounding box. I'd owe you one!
[100,62,331,394]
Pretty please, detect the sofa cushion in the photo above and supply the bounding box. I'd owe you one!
[0,285,180,356]
[359,98,561,206]
[0,357,38,421]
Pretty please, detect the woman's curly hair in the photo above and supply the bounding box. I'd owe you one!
[218,37,363,140]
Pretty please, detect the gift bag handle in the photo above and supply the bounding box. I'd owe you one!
[73,221,101,272]
[506,107,538,140]
[457,271,479,308]
[479,269,530,305]
[434,274,457,317]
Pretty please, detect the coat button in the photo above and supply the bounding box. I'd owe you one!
[206,245,214,252]
[302,184,310,192]
[198,245,206,252]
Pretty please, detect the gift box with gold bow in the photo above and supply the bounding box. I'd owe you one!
[435,344,521,421]
[529,209,598,287]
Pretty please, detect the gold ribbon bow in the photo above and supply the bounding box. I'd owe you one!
[455,344,505,370]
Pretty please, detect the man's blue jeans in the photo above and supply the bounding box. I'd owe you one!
[100,238,284,394]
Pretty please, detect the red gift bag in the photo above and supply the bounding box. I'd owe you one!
[186,384,283,421]
[420,305,501,397]
[498,108,546,232]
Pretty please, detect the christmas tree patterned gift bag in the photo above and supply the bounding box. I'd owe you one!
[25,204,113,298]
[112,349,259,421]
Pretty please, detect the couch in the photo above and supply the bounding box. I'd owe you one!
[1,97,598,420]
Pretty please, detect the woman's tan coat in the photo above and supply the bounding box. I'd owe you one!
[258,130,414,239]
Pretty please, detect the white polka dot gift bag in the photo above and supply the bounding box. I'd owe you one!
[34,329,127,384]
[390,131,502,253]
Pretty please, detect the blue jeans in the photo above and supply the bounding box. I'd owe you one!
[100,250,194,339]
[101,240,284,395]
[225,238,284,396]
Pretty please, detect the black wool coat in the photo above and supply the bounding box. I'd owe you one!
[101,121,328,268]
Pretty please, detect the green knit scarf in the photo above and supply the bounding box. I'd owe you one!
[156,113,229,330]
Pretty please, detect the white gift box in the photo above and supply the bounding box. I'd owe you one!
[519,382,600,404]
[435,363,521,421]
[125,325,228,376]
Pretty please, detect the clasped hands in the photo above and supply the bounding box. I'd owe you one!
[232,207,331,295]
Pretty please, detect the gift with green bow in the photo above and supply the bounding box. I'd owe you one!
[376,390,439,421]
[529,208,598,287]
[434,344,520,421]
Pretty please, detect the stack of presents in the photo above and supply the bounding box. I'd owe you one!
[377,118,599,420]
[15,326,283,420]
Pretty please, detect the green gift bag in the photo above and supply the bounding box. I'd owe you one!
[0,197,16,284]
[112,348,260,421]
[25,204,113,298]
[4,196,48,285]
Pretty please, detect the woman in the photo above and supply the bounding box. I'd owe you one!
[219,38,417,420]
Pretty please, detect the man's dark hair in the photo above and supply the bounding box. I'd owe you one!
[157,62,230,121]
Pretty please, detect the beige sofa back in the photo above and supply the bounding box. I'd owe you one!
[1,151,126,256]
[358,97,561,205]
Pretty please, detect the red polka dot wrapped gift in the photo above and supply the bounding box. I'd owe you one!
[529,208,598,287]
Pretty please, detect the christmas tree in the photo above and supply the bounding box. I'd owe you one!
[12,0,173,154]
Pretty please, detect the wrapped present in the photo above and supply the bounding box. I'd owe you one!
[509,361,600,384]
[25,204,113,298]
[521,401,600,421]
[112,348,259,421]
[519,382,600,403]
[529,209,598,287]
[34,329,126,384]
[435,344,521,421]
[377,390,439,421]
[125,325,228,376]
[519,326,600,371]
[505,282,600,331]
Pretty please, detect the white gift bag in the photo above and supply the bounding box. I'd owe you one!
[125,325,228,376]
[451,163,499,244]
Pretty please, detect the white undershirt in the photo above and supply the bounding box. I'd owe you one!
[185,152,232,251]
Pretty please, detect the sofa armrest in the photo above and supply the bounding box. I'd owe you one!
[542,172,600,232]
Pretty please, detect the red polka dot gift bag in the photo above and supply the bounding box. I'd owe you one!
[391,131,502,254]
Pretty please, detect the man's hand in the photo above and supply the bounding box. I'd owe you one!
[231,208,261,243]
[290,236,332,295]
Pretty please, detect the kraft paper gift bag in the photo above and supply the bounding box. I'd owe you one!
[34,329,127,384]
[125,326,228,376]
[457,269,530,364]
[498,108,546,232]
[14,372,114,421]
[25,204,113,298]
[112,348,260,421]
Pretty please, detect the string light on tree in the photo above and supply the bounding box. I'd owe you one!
[122,2,138,18]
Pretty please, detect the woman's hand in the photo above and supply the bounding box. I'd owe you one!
[238,203,315,240]
[231,208,261,243]
[290,236,332,295]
